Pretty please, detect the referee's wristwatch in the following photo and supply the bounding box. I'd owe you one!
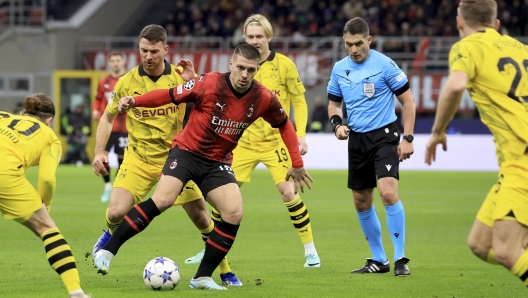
[402,135,414,143]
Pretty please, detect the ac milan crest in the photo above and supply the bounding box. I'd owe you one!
[169,159,178,169]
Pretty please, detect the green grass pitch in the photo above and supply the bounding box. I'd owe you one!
[0,166,525,297]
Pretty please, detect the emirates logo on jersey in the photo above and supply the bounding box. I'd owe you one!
[212,116,249,135]
[169,159,178,169]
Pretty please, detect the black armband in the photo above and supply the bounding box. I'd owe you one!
[330,115,343,132]
[394,82,410,96]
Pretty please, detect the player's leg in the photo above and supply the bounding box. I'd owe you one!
[374,122,409,276]
[93,156,152,256]
[493,220,528,286]
[348,132,389,274]
[0,176,89,297]
[489,162,528,285]
[191,164,240,290]
[468,184,498,264]
[22,205,90,297]
[94,173,184,274]
[264,143,320,267]
[180,187,241,286]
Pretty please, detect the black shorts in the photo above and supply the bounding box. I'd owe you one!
[348,122,400,190]
[105,132,128,156]
[162,147,238,197]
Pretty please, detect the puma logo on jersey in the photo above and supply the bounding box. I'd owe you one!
[247,106,254,117]
[216,102,226,111]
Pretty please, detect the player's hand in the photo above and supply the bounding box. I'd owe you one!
[92,110,101,121]
[298,136,308,155]
[175,59,196,82]
[398,139,414,162]
[92,152,110,176]
[335,125,350,140]
[286,167,314,193]
[425,132,447,165]
[118,96,135,113]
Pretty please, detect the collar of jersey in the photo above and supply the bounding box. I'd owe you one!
[138,60,171,77]
[260,50,276,65]
[224,72,255,99]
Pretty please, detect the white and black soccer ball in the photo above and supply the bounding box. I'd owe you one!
[143,257,180,291]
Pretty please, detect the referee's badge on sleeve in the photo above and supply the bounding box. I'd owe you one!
[363,83,375,98]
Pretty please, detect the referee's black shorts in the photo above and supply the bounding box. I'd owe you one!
[347,121,400,190]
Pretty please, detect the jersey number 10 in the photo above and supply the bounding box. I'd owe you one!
[498,58,528,102]
[0,113,41,139]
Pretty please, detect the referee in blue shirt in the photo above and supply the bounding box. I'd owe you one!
[327,17,416,276]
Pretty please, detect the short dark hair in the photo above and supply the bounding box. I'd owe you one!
[23,93,55,121]
[233,44,261,61]
[343,17,370,37]
[139,24,167,44]
[107,51,124,60]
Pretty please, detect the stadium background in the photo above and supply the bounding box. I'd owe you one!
[0,0,527,165]
[1,1,528,297]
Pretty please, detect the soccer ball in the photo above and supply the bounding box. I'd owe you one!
[143,257,180,291]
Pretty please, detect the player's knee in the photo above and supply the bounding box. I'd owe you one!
[467,237,489,261]
[280,189,297,202]
[220,207,243,225]
[493,243,515,268]
[107,207,126,223]
[152,196,175,212]
[379,188,399,205]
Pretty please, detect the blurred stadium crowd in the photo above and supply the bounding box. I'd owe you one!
[160,0,527,41]
[2,1,526,38]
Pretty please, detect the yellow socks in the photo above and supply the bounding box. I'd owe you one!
[511,250,528,286]
[40,228,81,293]
[105,208,120,234]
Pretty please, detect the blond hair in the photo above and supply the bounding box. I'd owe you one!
[243,14,273,38]
[458,0,497,28]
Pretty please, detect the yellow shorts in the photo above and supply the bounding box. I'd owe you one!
[476,155,528,227]
[0,174,42,223]
[232,143,292,186]
[113,155,203,205]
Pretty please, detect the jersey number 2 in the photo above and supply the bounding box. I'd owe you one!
[0,113,41,138]
[497,58,528,102]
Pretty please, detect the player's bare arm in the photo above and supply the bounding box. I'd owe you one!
[425,70,469,165]
[93,109,118,176]
[328,100,350,140]
[396,89,416,162]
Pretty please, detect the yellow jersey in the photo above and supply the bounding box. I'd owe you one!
[107,61,187,165]
[449,29,528,165]
[0,112,62,203]
[238,51,308,147]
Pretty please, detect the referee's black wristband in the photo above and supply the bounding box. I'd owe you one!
[330,115,343,132]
